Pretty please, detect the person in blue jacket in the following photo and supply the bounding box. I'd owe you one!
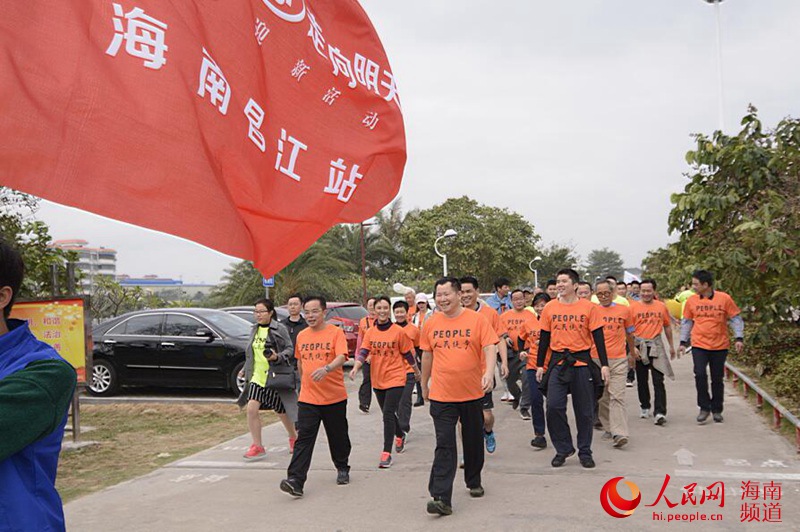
[0,241,76,531]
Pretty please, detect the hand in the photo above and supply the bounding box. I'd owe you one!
[627,356,636,370]
[413,369,421,382]
[500,363,509,379]
[348,367,357,381]
[422,385,429,401]
[481,373,494,393]
[268,350,279,362]
[519,351,528,362]
[679,345,687,358]
[633,347,641,361]
[506,337,514,348]
[311,367,329,382]
[601,366,610,384]
[536,367,544,383]
[670,346,677,360]
[734,340,744,354]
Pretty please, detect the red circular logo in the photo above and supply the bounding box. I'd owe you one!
[600,477,642,518]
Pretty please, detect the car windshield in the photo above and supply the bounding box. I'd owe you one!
[197,310,252,337]
[330,306,367,321]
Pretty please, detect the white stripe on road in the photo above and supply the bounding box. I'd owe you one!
[167,460,279,469]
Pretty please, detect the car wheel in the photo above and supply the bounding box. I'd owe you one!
[88,359,119,396]
[230,360,246,397]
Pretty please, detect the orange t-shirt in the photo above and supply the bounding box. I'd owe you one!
[361,324,414,389]
[520,314,550,370]
[539,298,603,366]
[295,324,349,405]
[630,300,671,340]
[683,291,741,350]
[500,309,538,350]
[476,302,508,338]
[397,322,420,373]
[420,308,499,402]
[590,304,634,360]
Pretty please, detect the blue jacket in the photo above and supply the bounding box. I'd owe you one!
[484,292,512,314]
[0,320,72,532]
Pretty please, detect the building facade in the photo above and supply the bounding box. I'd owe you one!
[51,239,117,293]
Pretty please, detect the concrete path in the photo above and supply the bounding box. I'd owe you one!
[65,354,800,531]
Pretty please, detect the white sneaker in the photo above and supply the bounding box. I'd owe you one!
[500,392,511,402]
[640,408,649,419]
[654,414,666,426]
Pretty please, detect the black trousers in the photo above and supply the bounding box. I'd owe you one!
[359,362,372,409]
[397,373,415,434]
[506,352,524,402]
[374,386,405,453]
[429,398,484,506]
[287,400,351,488]
[692,348,728,413]
[414,352,424,404]
[546,365,595,458]
[635,360,666,416]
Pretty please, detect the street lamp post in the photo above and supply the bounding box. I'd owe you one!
[528,256,542,288]
[434,229,457,277]
[360,221,376,306]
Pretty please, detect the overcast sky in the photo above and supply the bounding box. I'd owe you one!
[36,0,800,284]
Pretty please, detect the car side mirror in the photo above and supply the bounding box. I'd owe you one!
[195,327,214,340]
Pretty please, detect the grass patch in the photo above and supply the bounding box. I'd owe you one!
[57,404,276,503]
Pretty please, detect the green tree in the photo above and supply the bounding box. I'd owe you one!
[207,261,265,307]
[400,196,540,287]
[665,106,800,337]
[585,248,625,282]
[0,188,77,297]
[90,276,164,322]
[534,243,581,288]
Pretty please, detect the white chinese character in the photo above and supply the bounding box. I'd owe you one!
[324,158,363,203]
[322,87,341,106]
[244,99,266,152]
[275,128,307,181]
[307,10,327,59]
[381,69,401,107]
[291,59,310,81]
[328,45,357,89]
[255,18,270,45]
[362,112,379,130]
[197,48,230,115]
[353,54,380,94]
[105,3,168,70]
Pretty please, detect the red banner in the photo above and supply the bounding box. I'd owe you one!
[0,1,406,276]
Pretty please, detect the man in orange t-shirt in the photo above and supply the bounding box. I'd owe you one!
[350,296,418,469]
[519,292,551,449]
[592,281,636,448]
[460,276,508,455]
[630,279,677,426]
[680,270,744,424]
[500,289,538,420]
[393,300,421,442]
[420,277,498,516]
[535,269,609,469]
[280,296,351,498]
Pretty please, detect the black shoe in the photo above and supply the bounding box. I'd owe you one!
[468,486,485,498]
[530,435,547,449]
[697,410,711,423]
[336,469,350,485]
[280,479,303,498]
[551,450,574,467]
[580,456,596,468]
[713,413,724,423]
[511,399,520,410]
[593,419,603,430]
[413,400,425,408]
[426,498,453,516]
[359,405,370,414]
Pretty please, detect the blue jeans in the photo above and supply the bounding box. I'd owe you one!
[545,365,594,458]
[526,369,545,436]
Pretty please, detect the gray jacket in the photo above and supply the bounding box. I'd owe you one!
[236,320,295,408]
[635,333,675,381]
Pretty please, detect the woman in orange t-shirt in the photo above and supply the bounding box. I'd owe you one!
[350,296,418,469]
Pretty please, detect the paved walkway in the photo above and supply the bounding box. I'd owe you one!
[65,353,800,531]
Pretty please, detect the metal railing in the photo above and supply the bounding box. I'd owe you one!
[725,362,800,453]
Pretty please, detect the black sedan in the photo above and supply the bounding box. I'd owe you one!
[88,308,252,397]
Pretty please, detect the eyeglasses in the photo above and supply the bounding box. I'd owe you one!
[254,310,270,314]
[595,291,613,297]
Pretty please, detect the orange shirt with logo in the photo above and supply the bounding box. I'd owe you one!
[590,304,634,360]
[477,302,507,338]
[420,308,499,402]
[630,300,671,339]
[398,322,420,374]
[295,324,349,405]
[538,299,603,366]
[500,309,538,350]
[520,314,550,370]
[361,324,414,389]
[683,291,741,350]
